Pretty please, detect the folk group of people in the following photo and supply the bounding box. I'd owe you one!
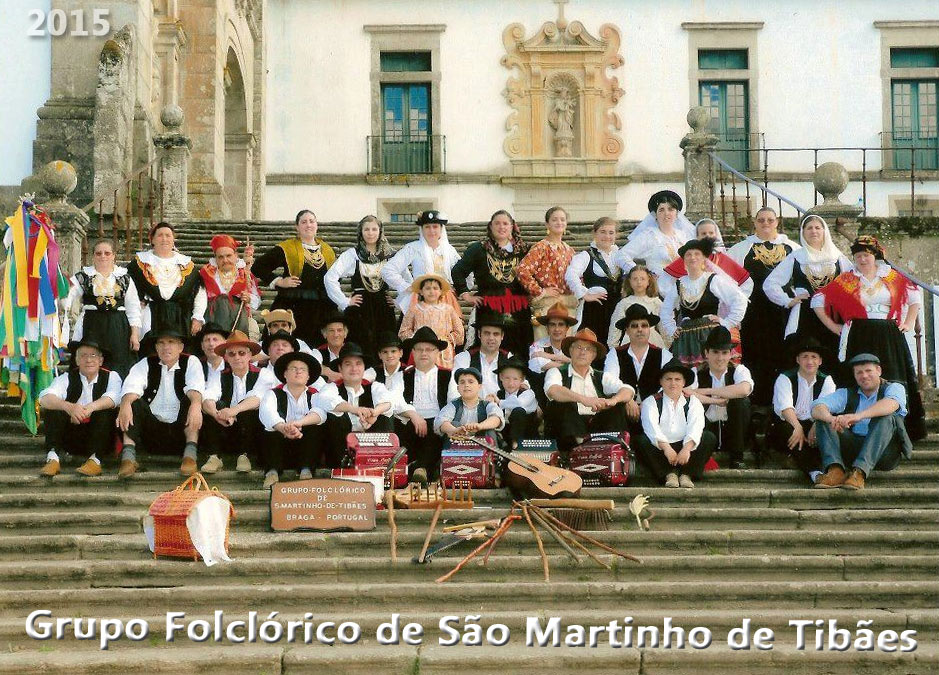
[38,191,923,491]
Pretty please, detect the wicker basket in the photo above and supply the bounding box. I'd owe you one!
[147,473,235,561]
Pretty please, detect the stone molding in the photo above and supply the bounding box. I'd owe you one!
[681,22,765,31]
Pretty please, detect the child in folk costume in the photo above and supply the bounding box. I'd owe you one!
[488,358,538,450]
[607,263,666,349]
[198,234,260,335]
[565,216,621,342]
[398,274,465,369]
[435,367,505,445]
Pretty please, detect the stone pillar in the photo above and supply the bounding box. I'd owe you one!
[680,107,719,223]
[153,105,192,223]
[38,161,89,277]
[807,162,863,243]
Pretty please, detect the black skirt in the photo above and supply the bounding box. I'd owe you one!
[345,290,397,360]
[578,290,621,345]
[81,309,134,377]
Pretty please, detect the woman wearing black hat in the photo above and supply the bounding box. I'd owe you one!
[452,209,533,356]
[324,215,397,360]
[660,239,747,368]
[253,209,338,345]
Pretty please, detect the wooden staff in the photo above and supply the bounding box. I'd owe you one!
[521,503,549,582]
[386,482,398,562]
[417,503,443,564]
[436,515,519,584]
[529,504,641,564]
[482,506,516,566]
[528,508,580,564]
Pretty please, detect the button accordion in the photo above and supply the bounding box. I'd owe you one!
[568,431,634,487]
[515,438,559,465]
[335,432,408,488]
[440,436,496,489]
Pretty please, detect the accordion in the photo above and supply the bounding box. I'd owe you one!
[515,438,558,465]
[338,432,407,488]
[568,431,634,487]
[440,437,496,489]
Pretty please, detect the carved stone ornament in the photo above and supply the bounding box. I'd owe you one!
[501,9,624,174]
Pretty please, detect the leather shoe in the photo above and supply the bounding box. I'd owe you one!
[76,459,102,477]
[842,468,866,491]
[39,459,60,477]
[180,457,197,476]
[118,459,138,479]
[200,454,223,474]
[263,471,279,490]
[664,473,679,488]
[235,454,252,473]
[813,465,846,489]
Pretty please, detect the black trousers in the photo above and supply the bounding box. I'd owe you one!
[768,417,822,478]
[399,418,444,477]
[501,407,539,448]
[703,397,751,463]
[323,413,394,469]
[200,410,262,459]
[44,408,116,459]
[544,400,628,454]
[125,398,190,455]
[633,431,717,482]
[261,426,321,473]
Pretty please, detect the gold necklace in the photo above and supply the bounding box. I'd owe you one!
[679,276,708,311]
[218,267,238,289]
[752,242,787,269]
[487,253,517,284]
[303,246,325,269]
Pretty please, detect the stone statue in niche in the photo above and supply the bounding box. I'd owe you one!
[548,83,576,157]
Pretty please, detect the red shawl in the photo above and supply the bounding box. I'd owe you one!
[820,269,913,324]
[199,264,257,303]
[664,252,750,286]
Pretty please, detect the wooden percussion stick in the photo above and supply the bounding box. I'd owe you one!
[417,503,443,564]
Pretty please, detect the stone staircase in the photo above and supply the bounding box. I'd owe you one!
[1,392,937,672]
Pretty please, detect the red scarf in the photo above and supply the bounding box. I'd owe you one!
[664,252,750,286]
[821,269,912,324]
[200,264,256,302]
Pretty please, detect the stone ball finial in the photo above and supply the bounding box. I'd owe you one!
[161,104,184,130]
[39,161,78,202]
[814,162,850,205]
[687,107,710,134]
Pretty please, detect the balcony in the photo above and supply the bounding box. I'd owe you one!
[367,135,446,175]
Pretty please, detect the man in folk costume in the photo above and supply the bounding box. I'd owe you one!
[197,234,259,335]
[258,351,328,489]
[258,308,316,356]
[527,301,575,409]
[544,328,635,456]
[727,207,800,407]
[811,353,913,491]
[398,326,459,484]
[200,330,278,475]
[316,312,352,383]
[452,310,514,398]
[39,339,122,477]
[116,326,206,478]
[318,342,395,468]
[193,322,229,381]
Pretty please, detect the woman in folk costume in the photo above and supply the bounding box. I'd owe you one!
[664,218,753,296]
[764,215,852,368]
[127,221,206,339]
[198,234,259,335]
[661,238,747,368]
[253,209,337,345]
[813,235,925,440]
[565,216,622,341]
[324,215,397,360]
[62,238,142,376]
[451,209,532,356]
[615,190,696,297]
[727,207,801,406]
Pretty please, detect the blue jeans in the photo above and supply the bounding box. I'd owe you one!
[816,414,904,477]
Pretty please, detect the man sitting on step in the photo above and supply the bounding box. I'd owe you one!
[193,322,229,381]
[687,326,754,469]
[452,310,513,398]
[318,342,395,469]
[39,339,122,477]
[527,302,575,409]
[200,330,278,475]
[258,308,316,357]
[116,326,205,479]
[435,367,505,444]
[316,312,351,384]
[811,353,912,490]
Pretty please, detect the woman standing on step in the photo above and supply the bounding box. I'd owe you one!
[62,238,142,376]
[565,216,621,341]
[127,222,206,341]
[253,209,338,346]
[324,215,397,359]
[451,209,532,355]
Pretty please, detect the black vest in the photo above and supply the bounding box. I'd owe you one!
[452,399,489,424]
[616,345,663,400]
[403,367,451,412]
[273,385,318,421]
[678,275,720,321]
[318,346,335,365]
[65,369,111,403]
[845,382,889,415]
[782,368,829,403]
[559,365,604,396]
[654,392,691,417]
[218,367,262,408]
[696,363,737,388]
[142,355,193,405]
[374,365,401,385]
[469,349,510,374]
[583,247,621,294]
[336,381,375,408]
[74,270,130,310]
[792,259,844,294]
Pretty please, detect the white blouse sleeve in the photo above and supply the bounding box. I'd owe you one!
[763,253,797,308]
[711,275,748,329]
[324,249,357,311]
[565,251,591,300]
[614,235,647,274]
[192,286,208,322]
[660,287,679,338]
[123,277,143,329]
[381,243,416,295]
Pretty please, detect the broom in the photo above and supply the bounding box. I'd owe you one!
[527,498,615,531]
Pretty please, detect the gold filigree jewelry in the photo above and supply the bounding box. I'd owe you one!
[487,253,518,284]
[861,277,884,300]
[303,246,326,269]
[803,264,836,291]
[92,273,120,309]
[218,268,238,290]
[679,276,708,312]
[359,260,385,293]
[751,243,787,268]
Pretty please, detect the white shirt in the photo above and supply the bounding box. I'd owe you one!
[615,227,690,297]
[204,367,279,406]
[405,366,459,419]
[258,386,327,431]
[641,393,706,448]
[121,355,206,423]
[603,343,672,384]
[660,273,748,338]
[433,398,506,435]
[528,337,567,373]
[379,364,405,396]
[544,366,633,416]
[318,380,394,432]
[773,371,837,421]
[324,248,390,311]
[565,245,620,300]
[452,349,510,398]
[40,370,123,407]
[134,251,208,334]
[690,364,754,422]
[764,249,853,338]
[497,386,538,414]
[381,239,461,312]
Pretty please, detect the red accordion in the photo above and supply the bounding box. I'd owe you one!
[568,431,634,487]
[440,437,496,489]
[336,432,407,488]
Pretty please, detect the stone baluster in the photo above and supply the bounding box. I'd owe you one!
[680,107,719,223]
[153,104,192,223]
[807,162,863,242]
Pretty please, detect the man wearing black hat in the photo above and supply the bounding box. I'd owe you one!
[769,337,836,483]
[398,326,459,483]
[116,326,206,479]
[258,351,328,488]
[318,342,395,468]
[689,326,754,469]
[636,360,717,488]
[452,310,514,398]
[316,312,351,383]
[811,353,913,490]
[193,322,230,381]
[38,339,123,478]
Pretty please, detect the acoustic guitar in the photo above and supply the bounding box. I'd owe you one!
[455,435,582,499]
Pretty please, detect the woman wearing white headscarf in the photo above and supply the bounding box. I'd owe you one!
[763,214,852,366]
[614,190,696,298]
[381,210,462,316]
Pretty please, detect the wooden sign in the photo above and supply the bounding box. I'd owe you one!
[270,478,376,532]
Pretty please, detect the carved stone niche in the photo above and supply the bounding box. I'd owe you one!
[502,16,624,178]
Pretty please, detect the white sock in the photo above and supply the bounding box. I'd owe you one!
[46,450,59,462]
[89,454,101,465]
[809,470,821,482]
